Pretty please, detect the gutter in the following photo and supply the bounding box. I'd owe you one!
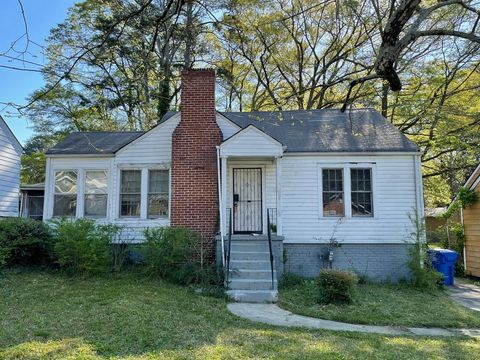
[216,146,225,267]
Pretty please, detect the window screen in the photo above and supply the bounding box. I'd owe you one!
[53,170,77,217]
[85,170,108,217]
[148,170,169,218]
[322,169,344,217]
[351,168,373,217]
[120,170,141,217]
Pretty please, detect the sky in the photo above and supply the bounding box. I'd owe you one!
[0,0,77,145]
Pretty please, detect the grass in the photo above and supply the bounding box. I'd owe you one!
[0,269,478,359]
[279,279,480,328]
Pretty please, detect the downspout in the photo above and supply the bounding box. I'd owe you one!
[216,146,225,267]
[414,154,425,263]
[460,206,467,272]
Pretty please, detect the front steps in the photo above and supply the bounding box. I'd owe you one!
[225,238,278,303]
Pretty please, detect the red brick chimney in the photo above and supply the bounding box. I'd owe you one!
[170,69,223,250]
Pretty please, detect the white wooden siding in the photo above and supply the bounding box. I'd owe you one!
[0,119,21,217]
[115,115,180,163]
[220,126,283,157]
[216,114,240,139]
[280,154,419,244]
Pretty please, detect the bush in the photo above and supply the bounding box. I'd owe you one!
[51,218,120,274]
[0,217,53,267]
[279,272,304,288]
[406,212,443,290]
[317,269,358,304]
[141,226,220,286]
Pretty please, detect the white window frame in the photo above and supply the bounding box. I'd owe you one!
[318,163,377,220]
[320,167,345,218]
[84,169,109,219]
[116,165,171,220]
[147,169,170,219]
[52,169,79,218]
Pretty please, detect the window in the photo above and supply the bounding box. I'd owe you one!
[148,170,169,218]
[120,170,141,217]
[85,170,108,217]
[351,168,373,217]
[53,170,77,217]
[322,169,344,217]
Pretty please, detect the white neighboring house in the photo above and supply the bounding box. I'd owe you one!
[43,70,424,301]
[0,115,22,217]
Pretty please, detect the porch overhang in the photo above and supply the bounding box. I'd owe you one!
[219,125,284,158]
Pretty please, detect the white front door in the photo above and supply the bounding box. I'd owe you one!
[233,168,262,233]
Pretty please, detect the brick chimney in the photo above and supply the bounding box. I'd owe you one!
[170,69,223,251]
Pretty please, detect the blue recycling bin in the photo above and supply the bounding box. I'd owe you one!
[428,249,458,286]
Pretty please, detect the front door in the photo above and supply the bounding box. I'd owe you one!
[233,168,262,233]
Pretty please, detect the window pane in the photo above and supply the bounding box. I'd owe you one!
[149,170,169,193]
[148,170,169,218]
[121,170,141,193]
[85,194,107,217]
[53,195,76,217]
[351,169,373,217]
[322,169,344,217]
[86,170,108,194]
[148,194,169,217]
[55,171,77,194]
[120,194,141,217]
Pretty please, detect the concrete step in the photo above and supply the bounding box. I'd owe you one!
[229,243,270,252]
[227,289,278,303]
[229,260,271,271]
[230,251,271,261]
[229,269,277,280]
[228,279,277,291]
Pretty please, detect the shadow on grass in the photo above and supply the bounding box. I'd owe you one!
[1,269,479,359]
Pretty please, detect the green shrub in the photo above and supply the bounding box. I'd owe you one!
[406,212,443,290]
[279,272,304,288]
[141,226,220,286]
[0,217,53,267]
[51,218,120,274]
[317,269,358,304]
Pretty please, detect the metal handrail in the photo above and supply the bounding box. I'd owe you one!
[225,208,233,289]
[267,209,275,289]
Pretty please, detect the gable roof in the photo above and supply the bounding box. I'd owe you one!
[0,115,23,154]
[163,108,418,153]
[221,109,418,153]
[46,131,144,155]
[47,108,419,155]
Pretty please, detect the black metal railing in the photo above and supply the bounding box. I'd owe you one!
[225,208,233,289]
[267,208,275,289]
[267,208,277,234]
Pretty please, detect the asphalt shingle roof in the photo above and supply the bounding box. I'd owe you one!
[47,108,419,155]
[220,109,418,152]
[46,131,144,155]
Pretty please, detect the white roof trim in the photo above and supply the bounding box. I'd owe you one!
[0,115,23,154]
[114,113,180,155]
[221,124,283,148]
[464,163,480,190]
[216,112,241,131]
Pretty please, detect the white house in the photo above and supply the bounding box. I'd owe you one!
[44,69,424,302]
[0,115,22,217]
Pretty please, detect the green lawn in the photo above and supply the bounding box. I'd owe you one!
[0,269,479,359]
[279,280,480,328]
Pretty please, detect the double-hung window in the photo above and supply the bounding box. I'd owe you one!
[351,168,373,217]
[84,170,108,217]
[120,170,141,217]
[322,169,344,217]
[53,170,77,217]
[148,170,169,218]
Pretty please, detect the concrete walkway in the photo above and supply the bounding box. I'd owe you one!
[227,303,480,338]
[450,280,480,312]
